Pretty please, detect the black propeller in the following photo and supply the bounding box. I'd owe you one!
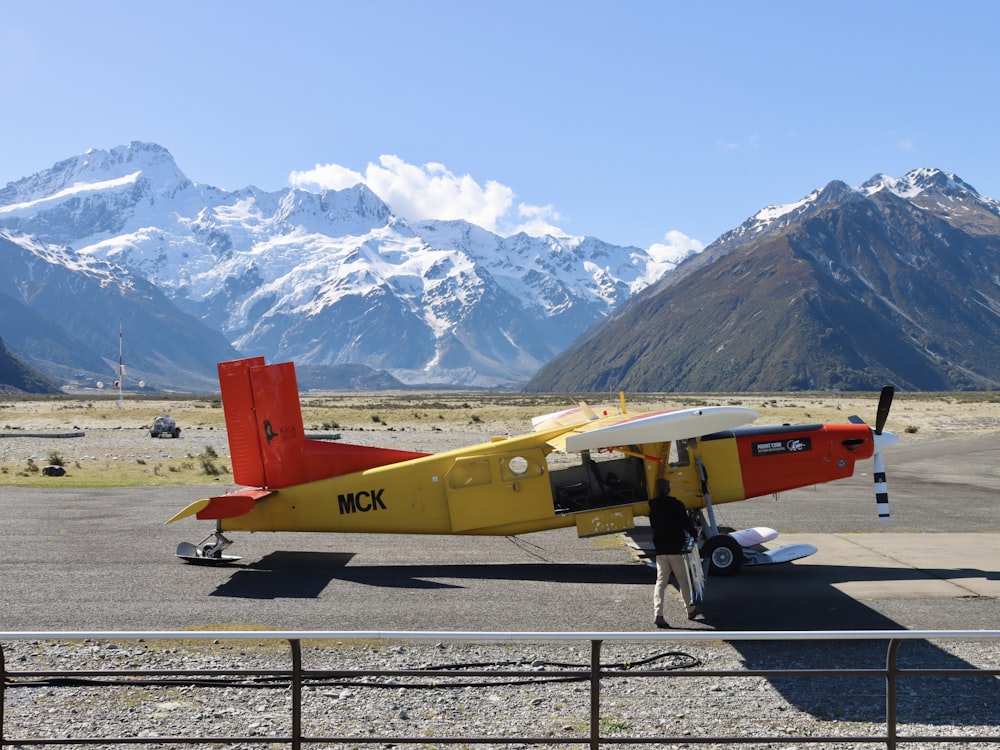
[875,385,894,435]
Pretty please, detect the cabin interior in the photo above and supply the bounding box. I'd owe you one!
[549,439,695,515]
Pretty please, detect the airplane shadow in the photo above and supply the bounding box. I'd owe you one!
[209,551,650,599]
[210,552,356,599]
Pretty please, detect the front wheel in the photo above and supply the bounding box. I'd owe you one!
[701,535,743,577]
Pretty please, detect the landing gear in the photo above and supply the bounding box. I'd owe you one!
[176,530,240,564]
[701,534,743,577]
[693,462,744,578]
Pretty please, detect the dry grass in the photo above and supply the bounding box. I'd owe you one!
[1,390,998,488]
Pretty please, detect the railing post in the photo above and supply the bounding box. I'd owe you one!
[886,638,902,750]
[590,638,603,750]
[1,641,6,745]
[290,638,302,750]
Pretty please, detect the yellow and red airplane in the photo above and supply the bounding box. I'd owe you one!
[167,356,899,576]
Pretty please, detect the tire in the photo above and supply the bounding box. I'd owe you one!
[701,535,744,577]
[172,427,181,438]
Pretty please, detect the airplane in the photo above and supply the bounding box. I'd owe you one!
[167,356,900,579]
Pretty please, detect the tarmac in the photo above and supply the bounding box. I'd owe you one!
[0,432,997,634]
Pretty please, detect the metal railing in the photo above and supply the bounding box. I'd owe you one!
[2,629,999,748]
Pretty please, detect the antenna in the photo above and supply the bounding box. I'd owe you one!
[116,320,125,409]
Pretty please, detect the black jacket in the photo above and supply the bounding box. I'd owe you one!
[648,493,697,555]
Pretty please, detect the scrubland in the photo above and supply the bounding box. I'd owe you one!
[1,390,998,488]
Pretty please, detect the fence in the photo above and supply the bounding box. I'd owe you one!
[2,629,999,748]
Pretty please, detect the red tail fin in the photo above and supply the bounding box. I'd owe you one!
[219,357,429,489]
[218,357,268,487]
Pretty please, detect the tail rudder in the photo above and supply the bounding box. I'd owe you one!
[246,360,310,487]
[219,356,430,490]
[219,357,308,488]
[218,357,268,487]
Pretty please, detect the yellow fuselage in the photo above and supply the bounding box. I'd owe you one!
[219,430,655,538]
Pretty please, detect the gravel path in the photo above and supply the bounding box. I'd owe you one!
[3,635,998,748]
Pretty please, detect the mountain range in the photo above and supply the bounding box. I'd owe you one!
[0,142,684,390]
[527,168,1000,392]
[1,142,997,394]
[0,231,241,392]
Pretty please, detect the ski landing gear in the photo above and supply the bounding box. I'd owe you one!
[176,528,241,564]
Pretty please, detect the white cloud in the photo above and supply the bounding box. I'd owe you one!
[289,162,364,190]
[714,133,762,152]
[645,230,704,280]
[886,129,921,152]
[509,202,564,237]
[289,155,566,237]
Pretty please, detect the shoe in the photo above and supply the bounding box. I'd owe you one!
[654,616,670,629]
[687,605,703,620]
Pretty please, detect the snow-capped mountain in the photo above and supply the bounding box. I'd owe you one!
[649,167,1000,298]
[728,167,1000,245]
[529,168,1000,392]
[0,142,680,387]
[0,230,241,391]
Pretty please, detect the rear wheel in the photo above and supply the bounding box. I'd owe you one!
[701,535,743,577]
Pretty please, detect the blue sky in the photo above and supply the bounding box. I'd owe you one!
[4,1,999,255]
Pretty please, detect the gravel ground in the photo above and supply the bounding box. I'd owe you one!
[0,423,509,467]
[2,636,999,748]
[0,427,228,462]
[3,418,999,747]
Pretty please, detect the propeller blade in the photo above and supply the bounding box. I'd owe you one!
[872,450,890,522]
[871,386,895,521]
[874,385,894,435]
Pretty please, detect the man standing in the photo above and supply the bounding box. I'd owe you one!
[648,478,700,628]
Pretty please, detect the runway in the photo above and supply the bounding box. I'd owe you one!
[0,434,997,633]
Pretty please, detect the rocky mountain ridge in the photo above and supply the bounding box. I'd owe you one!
[3,144,997,393]
[527,168,1000,392]
[0,231,241,391]
[0,142,683,388]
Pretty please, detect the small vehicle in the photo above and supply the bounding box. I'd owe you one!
[150,415,181,439]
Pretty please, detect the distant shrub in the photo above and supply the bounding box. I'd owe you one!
[197,447,229,476]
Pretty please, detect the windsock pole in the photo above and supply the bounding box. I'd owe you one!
[117,320,125,409]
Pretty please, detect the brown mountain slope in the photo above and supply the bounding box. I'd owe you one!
[0,337,61,394]
[527,179,1000,392]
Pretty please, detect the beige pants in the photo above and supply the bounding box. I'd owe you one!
[653,553,695,619]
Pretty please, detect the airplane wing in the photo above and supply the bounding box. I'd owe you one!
[545,406,759,453]
[531,402,613,431]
